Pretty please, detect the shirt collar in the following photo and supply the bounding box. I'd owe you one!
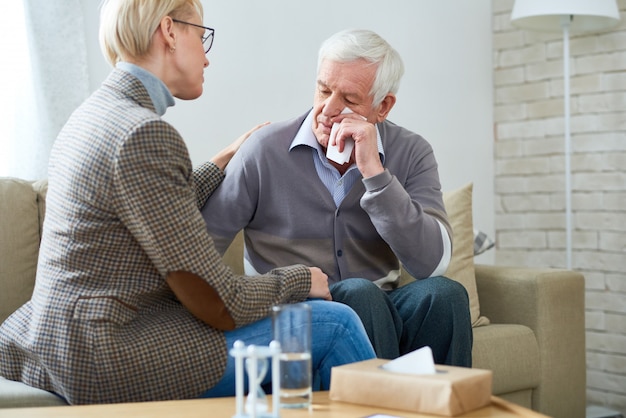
[289,110,385,163]
[116,62,175,116]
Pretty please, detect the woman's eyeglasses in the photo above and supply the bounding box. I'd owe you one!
[171,19,214,53]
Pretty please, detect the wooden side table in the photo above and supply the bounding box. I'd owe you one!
[0,391,550,418]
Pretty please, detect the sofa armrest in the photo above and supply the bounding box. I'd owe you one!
[474,264,586,418]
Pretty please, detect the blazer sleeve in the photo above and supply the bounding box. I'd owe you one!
[112,119,310,326]
[192,161,225,210]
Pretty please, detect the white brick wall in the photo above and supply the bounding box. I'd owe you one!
[493,0,626,414]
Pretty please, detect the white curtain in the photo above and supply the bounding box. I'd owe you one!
[0,1,90,180]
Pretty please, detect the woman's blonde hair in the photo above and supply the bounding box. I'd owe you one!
[99,0,203,66]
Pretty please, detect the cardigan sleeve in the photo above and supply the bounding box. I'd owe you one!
[360,140,451,280]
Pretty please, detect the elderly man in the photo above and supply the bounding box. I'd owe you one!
[202,29,472,364]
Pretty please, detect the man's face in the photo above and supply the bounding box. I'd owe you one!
[311,59,378,149]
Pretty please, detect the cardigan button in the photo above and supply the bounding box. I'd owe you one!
[337,249,343,257]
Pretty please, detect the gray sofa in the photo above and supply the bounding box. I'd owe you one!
[0,177,586,417]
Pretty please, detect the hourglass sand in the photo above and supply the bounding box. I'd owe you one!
[245,356,268,414]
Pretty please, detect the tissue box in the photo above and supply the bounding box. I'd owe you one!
[329,359,492,416]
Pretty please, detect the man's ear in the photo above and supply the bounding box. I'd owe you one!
[375,94,397,123]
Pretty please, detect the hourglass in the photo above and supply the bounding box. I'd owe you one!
[230,340,281,418]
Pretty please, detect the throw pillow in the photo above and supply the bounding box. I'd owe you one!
[473,229,495,256]
[442,183,489,327]
[0,178,40,322]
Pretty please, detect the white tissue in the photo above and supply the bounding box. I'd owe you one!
[326,107,356,164]
[381,346,436,375]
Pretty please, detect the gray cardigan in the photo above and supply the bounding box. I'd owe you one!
[203,110,450,289]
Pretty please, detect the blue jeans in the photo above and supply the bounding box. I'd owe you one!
[200,300,375,398]
[330,276,472,366]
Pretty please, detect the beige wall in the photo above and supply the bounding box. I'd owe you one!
[493,0,626,414]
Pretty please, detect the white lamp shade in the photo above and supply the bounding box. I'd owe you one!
[511,0,621,33]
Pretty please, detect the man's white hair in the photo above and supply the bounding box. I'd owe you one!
[317,29,405,107]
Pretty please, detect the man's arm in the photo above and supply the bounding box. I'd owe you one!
[360,153,451,280]
[333,114,450,279]
[201,139,259,255]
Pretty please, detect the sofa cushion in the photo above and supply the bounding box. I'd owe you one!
[0,178,41,323]
[400,183,488,326]
[472,324,541,394]
[33,180,48,227]
[0,377,67,408]
[442,183,489,326]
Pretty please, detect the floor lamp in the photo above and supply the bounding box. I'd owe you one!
[510,0,620,270]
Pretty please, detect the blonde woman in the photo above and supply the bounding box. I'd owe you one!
[0,0,374,404]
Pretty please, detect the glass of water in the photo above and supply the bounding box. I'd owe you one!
[272,303,312,409]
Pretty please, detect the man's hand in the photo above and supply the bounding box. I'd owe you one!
[308,267,332,301]
[330,114,384,179]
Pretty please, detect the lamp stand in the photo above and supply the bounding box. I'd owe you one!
[561,16,572,270]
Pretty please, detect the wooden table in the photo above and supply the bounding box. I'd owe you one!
[0,391,549,417]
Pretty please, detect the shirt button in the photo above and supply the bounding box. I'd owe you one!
[337,250,343,257]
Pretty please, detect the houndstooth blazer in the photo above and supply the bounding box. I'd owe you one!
[0,69,310,404]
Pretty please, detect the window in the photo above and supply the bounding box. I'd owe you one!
[0,1,89,180]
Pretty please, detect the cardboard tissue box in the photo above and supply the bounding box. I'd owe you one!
[329,347,492,416]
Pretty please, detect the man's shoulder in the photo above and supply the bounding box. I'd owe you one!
[257,111,308,139]
[380,119,424,140]
[379,120,432,152]
[241,111,309,154]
